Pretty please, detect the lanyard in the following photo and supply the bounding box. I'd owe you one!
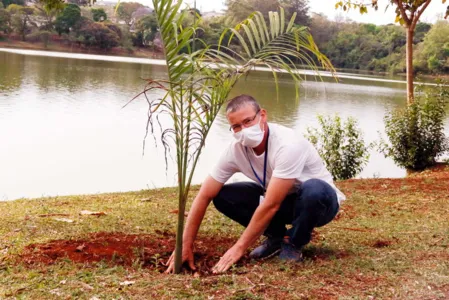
[245,128,270,192]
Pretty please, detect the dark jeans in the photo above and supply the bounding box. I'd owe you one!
[212,179,339,248]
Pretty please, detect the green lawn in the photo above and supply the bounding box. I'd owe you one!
[1,165,448,299]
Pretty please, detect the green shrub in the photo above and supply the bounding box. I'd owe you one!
[379,83,449,170]
[306,115,371,180]
[26,30,51,47]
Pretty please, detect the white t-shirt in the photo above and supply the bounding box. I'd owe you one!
[210,123,346,204]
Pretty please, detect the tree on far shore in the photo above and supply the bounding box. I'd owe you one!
[54,3,81,35]
[336,0,449,104]
[0,5,10,33]
[91,8,107,22]
[7,4,35,41]
[116,2,143,26]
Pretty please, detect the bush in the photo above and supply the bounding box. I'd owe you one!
[379,83,449,170]
[55,4,81,35]
[91,8,107,22]
[26,30,51,47]
[306,115,371,180]
[77,22,119,49]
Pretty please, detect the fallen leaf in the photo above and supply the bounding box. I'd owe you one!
[49,289,63,296]
[80,282,94,290]
[80,210,107,216]
[119,280,135,286]
[53,218,74,223]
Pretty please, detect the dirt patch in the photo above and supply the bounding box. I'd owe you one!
[372,240,393,248]
[334,204,357,221]
[19,231,248,275]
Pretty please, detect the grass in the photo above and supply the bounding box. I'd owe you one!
[0,165,448,299]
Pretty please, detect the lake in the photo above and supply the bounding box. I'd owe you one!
[1,49,448,201]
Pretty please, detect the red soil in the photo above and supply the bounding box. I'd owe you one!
[19,231,246,274]
[337,164,449,197]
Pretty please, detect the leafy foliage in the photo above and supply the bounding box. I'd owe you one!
[1,0,23,9]
[116,2,143,26]
[225,0,309,24]
[132,13,158,46]
[78,20,119,49]
[306,115,371,180]
[55,3,81,35]
[335,0,449,103]
[379,83,449,170]
[419,21,449,73]
[335,0,448,22]
[91,8,106,22]
[279,0,310,25]
[0,6,10,33]
[34,2,60,31]
[7,4,35,41]
[225,0,279,22]
[26,30,51,47]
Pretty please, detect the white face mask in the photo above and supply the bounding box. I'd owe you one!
[232,117,265,148]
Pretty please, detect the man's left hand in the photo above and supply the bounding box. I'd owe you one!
[212,244,245,274]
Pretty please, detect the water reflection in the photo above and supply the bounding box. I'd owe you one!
[0,53,24,93]
[0,50,447,201]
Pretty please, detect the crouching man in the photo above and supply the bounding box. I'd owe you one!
[166,94,345,274]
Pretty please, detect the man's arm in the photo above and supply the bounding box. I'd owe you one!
[212,177,295,273]
[165,175,223,273]
[183,176,223,248]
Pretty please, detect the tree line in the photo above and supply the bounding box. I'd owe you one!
[310,14,449,75]
[0,0,448,74]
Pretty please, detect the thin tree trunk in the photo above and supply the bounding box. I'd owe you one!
[174,191,186,273]
[406,27,414,105]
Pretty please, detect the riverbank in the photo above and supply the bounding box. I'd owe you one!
[0,164,448,298]
[0,39,164,60]
[3,39,448,82]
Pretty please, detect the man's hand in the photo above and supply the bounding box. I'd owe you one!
[164,247,196,274]
[212,244,245,274]
[164,176,223,274]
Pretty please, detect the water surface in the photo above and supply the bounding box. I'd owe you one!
[1,49,447,200]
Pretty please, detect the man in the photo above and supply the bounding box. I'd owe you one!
[166,94,345,274]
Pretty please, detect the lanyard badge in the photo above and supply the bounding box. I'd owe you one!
[245,128,269,204]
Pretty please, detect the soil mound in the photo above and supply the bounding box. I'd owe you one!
[19,231,246,274]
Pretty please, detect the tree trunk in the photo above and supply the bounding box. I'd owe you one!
[406,27,414,105]
[174,192,186,274]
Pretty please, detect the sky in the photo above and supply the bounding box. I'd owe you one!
[161,0,448,25]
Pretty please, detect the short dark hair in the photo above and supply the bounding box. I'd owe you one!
[226,94,261,114]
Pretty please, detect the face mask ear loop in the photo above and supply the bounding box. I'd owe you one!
[259,113,265,134]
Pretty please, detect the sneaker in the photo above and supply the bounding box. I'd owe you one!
[279,240,303,262]
[249,237,283,259]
